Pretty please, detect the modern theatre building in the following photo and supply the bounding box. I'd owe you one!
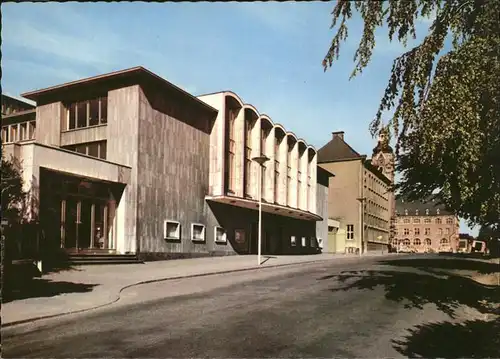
[1,67,333,260]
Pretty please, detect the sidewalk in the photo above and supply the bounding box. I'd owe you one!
[1,252,390,327]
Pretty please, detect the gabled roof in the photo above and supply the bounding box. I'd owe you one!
[317,134,363,163]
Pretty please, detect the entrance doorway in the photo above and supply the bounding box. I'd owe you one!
[40,168,120,253]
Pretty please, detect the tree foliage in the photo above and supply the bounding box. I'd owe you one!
[1,152,26,224]
[322,0,500,229]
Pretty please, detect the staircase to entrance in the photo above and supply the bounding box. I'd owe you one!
[66,249,143,265]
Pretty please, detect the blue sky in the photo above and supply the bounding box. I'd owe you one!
[1,2,477,234]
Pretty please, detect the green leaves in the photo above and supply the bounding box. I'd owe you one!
[323,0,500,228]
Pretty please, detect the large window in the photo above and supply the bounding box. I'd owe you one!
[66,97,108,131]
[225,108,236,193]
[244,120,253,197]
[62,141,107,160]
[287,149,292,203]
[1,121,36,143]
[347,224,354,240]
[274,138,280,202]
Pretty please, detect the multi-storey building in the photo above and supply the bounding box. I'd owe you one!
[1,67,333,261]
[393,197,460,253]
[317,131,393,254]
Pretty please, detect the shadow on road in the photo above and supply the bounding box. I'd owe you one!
[319,257,500,358]
[3,279,98,303]
[378,257,500,275]
[393,317,500,358]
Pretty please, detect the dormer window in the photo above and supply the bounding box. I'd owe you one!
[425,209,429,215]
[404,209,408,215]
[415,209,419,216]
[436,209,440,215]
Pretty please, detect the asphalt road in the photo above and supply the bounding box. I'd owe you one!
[1,255,470,358]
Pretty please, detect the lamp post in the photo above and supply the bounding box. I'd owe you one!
[356,197,367,255]
[252,155,270,266]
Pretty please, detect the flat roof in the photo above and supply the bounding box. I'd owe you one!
[21,66,217,115]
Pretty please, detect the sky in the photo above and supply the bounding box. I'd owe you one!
[1,2,478,235]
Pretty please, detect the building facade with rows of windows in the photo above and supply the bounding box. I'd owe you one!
[317,130,394,254]
[393,197,460,253]
[1,67,333,260]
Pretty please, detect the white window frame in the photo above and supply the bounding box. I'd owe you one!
[164,220,181,240]
[347,224,354,240]
[317,238,323,248]
[301,237,307,247]
[290,236,297,247]
[214,226,227,244]
[191,223,206,242]
[310,237,316,248]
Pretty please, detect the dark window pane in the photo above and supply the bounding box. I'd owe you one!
[77,102,87,128]
[69,103,76,129]
[89,99,99,126]
[100,97,107,124]
[88,142,99,157]
[99,141,107,160]
[76,144,87,154]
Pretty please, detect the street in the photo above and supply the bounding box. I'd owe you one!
[2,254,499,358]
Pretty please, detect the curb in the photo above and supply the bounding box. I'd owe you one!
[3,255,358,328]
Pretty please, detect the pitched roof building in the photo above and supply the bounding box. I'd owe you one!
[318,131,394,254]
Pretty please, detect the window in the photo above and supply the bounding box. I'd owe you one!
[310,237,316,248]
[440,238,448,244]
[415,209,419,215]
[1,127,8,143]
[287,149,292,203]
[404,209,408,215]
[297,170,302,206]
[301,237,307,247]
[404,218,410,224]
[244,119,253,197]
[89,98,100,126]
[291,236,297,246]
[415,228,420,235]
[436,218,442,224]
[413,218,420,224]
[445,228,450,235]
[347,224,354,240]
[404,238,411,246]
[436,209,440,215]
[425,238,432,246]
[10,125,18,142]
[226,108,236,193]
[317,238,323,248]
[20,123,27,141]
[66,97,108,130]
[414,238,421,246]
[274,138,280,201]
[164,220,180,240]
[214,227,227,243]
[62,141,107,160]
[28,121,36,139]
[404,228,410,235]
[424,228,431,235]
[191,223,205,242]
[438,228,443,236]
[446,217,453,224]
[77,101,88,128]
[424,218,431,224]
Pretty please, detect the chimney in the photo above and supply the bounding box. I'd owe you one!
[332,131,344,140]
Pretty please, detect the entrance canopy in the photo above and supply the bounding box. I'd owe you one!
[206,195,322,222]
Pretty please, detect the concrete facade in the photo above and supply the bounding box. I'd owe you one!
[1,67,332,260]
